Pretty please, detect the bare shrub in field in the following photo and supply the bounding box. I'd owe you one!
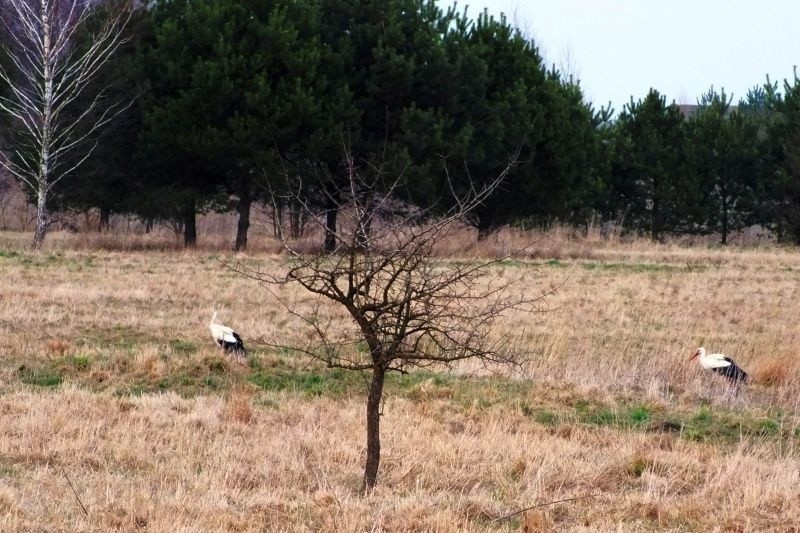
[236,155,549,492]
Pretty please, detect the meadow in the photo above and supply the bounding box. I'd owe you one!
[0,225,798,532]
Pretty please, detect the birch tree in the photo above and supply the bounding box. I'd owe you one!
[0,0,131,247]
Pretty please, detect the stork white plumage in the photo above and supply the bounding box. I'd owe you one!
[210,311,246,358]
[690,347,748,384]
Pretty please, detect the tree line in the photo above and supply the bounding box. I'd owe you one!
[2,0,800,249]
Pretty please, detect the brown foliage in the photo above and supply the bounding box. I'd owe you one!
[753,357,796,386]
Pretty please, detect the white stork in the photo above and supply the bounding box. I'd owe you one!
[690,347,748,384]
[210,311,246,358]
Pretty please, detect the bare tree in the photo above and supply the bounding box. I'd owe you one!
[237,153,551,493]
[0,0,131,247]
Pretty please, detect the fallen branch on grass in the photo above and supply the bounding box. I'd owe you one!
[491,493,597,523]
[61,465,89,517]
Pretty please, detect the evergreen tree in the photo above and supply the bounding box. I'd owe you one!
[614,89,693,240]
[766,73,800,242]
[49,1,148,230]
[312,0,455,250]
[686,87,760,244]
[141,0,322,248]
[398,9,601,236]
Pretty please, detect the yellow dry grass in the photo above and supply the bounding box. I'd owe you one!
[0,228,799,531]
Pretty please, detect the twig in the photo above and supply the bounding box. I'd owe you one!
[60,465,89,517]
[491,493,597,523]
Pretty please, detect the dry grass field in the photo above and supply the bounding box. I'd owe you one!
[0,226,799,532]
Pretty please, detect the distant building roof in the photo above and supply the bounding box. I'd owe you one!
[677,104,738,118]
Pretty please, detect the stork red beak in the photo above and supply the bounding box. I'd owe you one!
[690,351,699,361]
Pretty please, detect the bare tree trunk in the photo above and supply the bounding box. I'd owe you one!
[300,208,309,236]
[363,363,385,493]
[324,208,337,252]
[650,195,660,242]
[183,197,196,248]
[289,198,301,239]
[324,185,340,252]
[33,190,49,248]
[274,200,284,240]
[235,178,251,251]
[99,206,110,232]
[720,192,729,245]
[476,210,496,241]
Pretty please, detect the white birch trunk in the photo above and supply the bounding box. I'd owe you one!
[0,0,131,248]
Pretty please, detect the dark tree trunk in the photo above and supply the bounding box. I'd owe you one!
[650,196,661,242]
[324,207,338,252]
[301,208,309,236]
[183,197,197,248]
[363,363,385,493]
[475,207,496,241]
[324,186,340,252]
[720,194,729,245]
[270,195,284,239]
[99,206,110,232]
[477,225,494,241]
[235,178,251,251]
[289,198,302,239]
[144,217,153,234]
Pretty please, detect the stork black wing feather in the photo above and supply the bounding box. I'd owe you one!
[711,359,748,383]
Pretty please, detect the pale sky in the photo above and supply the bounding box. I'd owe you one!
[474,0,800,114]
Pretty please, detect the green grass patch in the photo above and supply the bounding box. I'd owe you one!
[581,261,702,273]
[18,366,63,387]
[82,325,151,351]
[115,370,226,397]
[169,339,198,355]
[387,371,455,391]
[495,259,526,268]
[757,418,780,436]
[628,405,652,426]
[9,251,83,268]
[533,409,559,426]
[69,355,91,370]
[586,408,617,426]
[545,258,568,268]
[529,259,570,268]
[247,366,529,405]
[249,368,363,397]
[517,393,797,445]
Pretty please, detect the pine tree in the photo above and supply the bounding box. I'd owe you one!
[614,89,693,240]
[686,87,760,244]
[768,73,800,242]
[140,0,323,249]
